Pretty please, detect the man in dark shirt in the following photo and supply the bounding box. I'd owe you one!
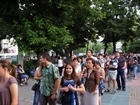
[115,52,126,91]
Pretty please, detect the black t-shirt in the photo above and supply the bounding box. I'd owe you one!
[117,56,125,69]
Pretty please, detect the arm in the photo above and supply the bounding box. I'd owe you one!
[72,84,85,93]
[122,61,127,69]
[68,78,85,93]
[108,65,117,69]
[17,68,24,74]
[108,60,118,69]
[51,65,61,100]
[51,78,60,100]
[52,66,60,95]
[36,66,42,77]
[19,67,25,73]
[52,78,60,95]
[77,70,82,77]
[59,78,69,92]
[80,67,87,78]
[59,85,69,92]
[10,83,18,105]
[100,69,105,80]
[34,68,42,80]
[76,66,82,77]
[94,71,99,94]
[100,58,105,63]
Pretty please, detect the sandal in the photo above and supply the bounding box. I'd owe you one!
[111,90,116,95]
[105,89,110,92]
[134,77,137,80]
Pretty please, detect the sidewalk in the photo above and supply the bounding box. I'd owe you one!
[102,72,140,105]
[19,73,140,105]
[127,72,140,105]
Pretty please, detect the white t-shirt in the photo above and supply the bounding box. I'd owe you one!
[57,59,63,67]
[75,66,81,74]
[91,56,98,61]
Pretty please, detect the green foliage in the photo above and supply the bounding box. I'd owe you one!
[126,39,140,53]
[0,0,140,56]
[92,43,103,53]
[13,0,99,57]
[94,0,140,53]
[73,48,86,54]
[106,44,113,54]
[73,43,104,54]
[24,60,38,75]
[0,0,19,39]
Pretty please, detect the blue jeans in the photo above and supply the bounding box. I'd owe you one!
[117,69,126,89]
[33,89,40,105]
[137,64,140,72]
[133,66,138,77]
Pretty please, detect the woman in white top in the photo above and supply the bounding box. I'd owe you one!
[57,56,63,76]
[72,57,82,105]
[72,57,82,77]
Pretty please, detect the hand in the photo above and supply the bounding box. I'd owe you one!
[51,94,56,100]
[63,87,69,92]
[93,90,97,95]
[82,73,86,78]
[68,84,75,91]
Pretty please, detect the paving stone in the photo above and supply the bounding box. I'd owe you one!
[19,73,140,105]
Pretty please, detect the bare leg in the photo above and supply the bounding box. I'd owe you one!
[99,96,101,105]
[107,78,110,89]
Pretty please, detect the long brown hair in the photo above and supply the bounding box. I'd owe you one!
[0,59,17,78]
[63,62,78,84]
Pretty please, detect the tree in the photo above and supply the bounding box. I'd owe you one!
[0,0,100,58]
[0,0,19,39]
[94,0,139,53]
[126,39,140,53]
[14,0,77,55]
[53,1,104,57]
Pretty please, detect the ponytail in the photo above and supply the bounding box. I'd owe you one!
[10,64,17,79]
[0,59,17,79]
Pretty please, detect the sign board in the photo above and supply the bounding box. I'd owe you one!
[0,38,18,57]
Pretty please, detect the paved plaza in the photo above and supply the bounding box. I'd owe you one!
[19,73,140,105]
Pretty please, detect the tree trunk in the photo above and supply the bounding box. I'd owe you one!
[69,50,73,59]
[104,42,108,54]
[86,42,89,52]
[104,37,108,54]
[112,34,116,53]
[123,42,127,53]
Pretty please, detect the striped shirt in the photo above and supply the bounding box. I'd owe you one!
[108,58,118,71]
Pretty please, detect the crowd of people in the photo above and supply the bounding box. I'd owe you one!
[0,50,139,105]
[32,50,140,105]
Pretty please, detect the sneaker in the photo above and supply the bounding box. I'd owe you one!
[111,90,116,95]
[122,88,126,91]
[117,88,121,90]
[20,83,23,86]
[134,77,137,80]
[105,89,110,92]
[25,82,28,85]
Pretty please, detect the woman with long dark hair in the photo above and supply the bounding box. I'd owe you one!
[59,62,85,105]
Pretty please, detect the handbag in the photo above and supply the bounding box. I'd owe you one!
[99,80,105,95]
[56,92,63,104]
[99,80,105,90]
[31,81,40,91]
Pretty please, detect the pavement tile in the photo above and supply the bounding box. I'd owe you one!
[19,73,140,105]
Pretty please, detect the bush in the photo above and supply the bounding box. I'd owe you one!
[23,60,38,76]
